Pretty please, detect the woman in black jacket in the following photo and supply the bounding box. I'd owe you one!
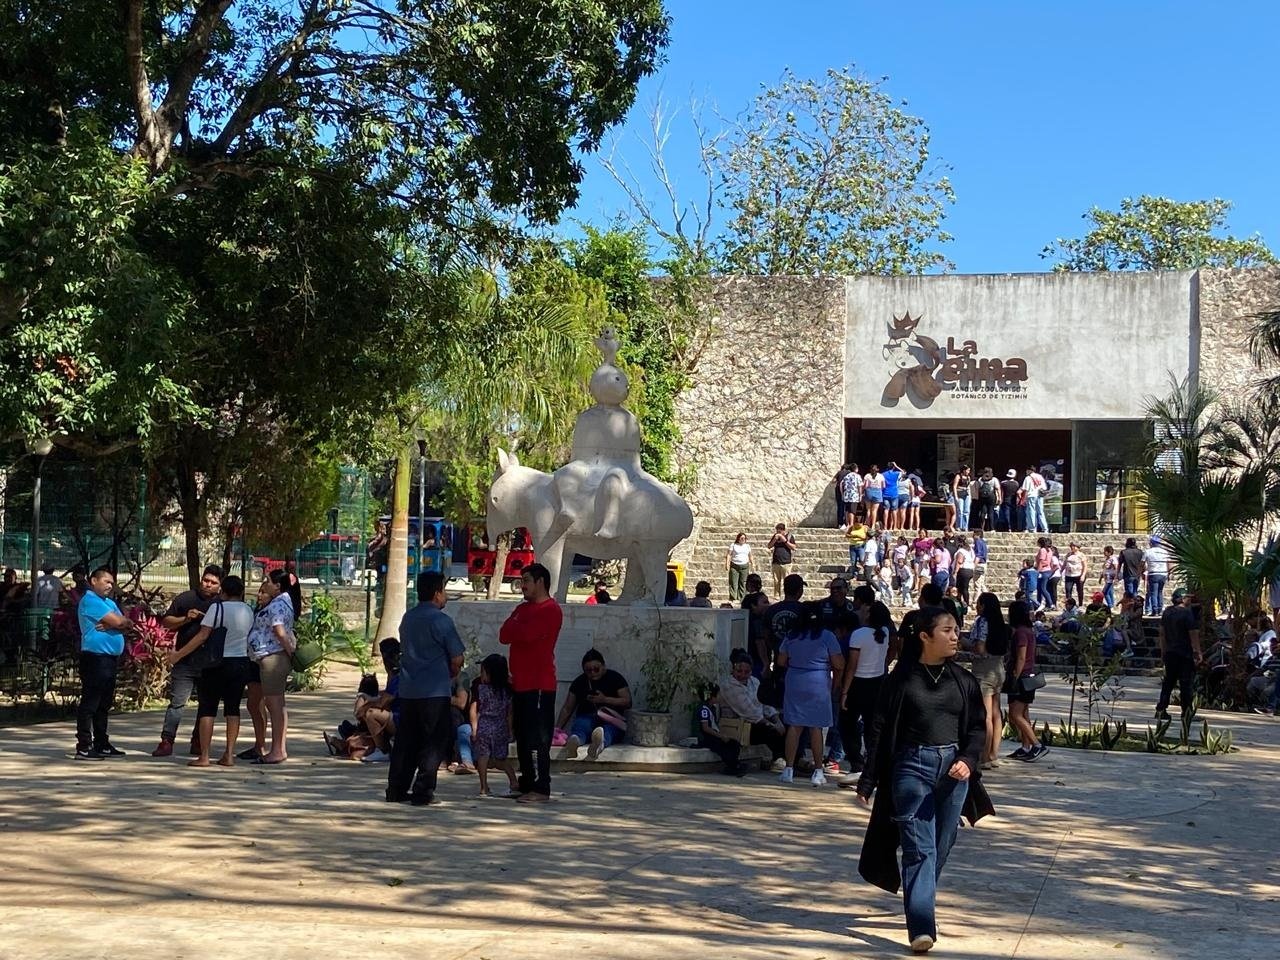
[855,605,994,954]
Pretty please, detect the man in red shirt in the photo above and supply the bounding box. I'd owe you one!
[499,563,562,803]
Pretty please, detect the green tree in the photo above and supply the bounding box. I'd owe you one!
[716,66,954,276]
[1043,196,1276,271]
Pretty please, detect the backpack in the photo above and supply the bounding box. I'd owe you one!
[979,477,998,499]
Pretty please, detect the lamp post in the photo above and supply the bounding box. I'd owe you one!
[25,436,53,611]
[416,439,427,578]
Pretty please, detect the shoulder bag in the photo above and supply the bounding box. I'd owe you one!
[1016,670,1048,694]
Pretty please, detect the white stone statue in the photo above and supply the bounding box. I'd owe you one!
[486,327,694,604]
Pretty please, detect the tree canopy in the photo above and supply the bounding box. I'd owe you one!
[1043,196,1276,272]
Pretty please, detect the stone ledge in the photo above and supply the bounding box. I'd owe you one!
[553,743,772,773]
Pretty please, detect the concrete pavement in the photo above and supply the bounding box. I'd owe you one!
[0,674,1275,959]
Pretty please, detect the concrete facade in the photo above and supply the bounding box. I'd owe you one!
[675,268,1280,524]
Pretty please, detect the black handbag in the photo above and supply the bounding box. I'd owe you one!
[190,602,226,671]
[1016,670,1047,694]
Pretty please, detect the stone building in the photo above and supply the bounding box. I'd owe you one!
[671,267,1280,529]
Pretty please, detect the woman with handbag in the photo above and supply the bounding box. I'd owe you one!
[167,575,255,767]
[1005,600,1048,762]
[854,605,993,954]
[245,569,301,765]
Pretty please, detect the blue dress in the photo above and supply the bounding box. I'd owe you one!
[780,629,842,728]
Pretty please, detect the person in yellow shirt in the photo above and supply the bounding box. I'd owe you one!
[845,519,871,578]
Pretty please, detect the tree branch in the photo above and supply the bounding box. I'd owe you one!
[124,0,161,161]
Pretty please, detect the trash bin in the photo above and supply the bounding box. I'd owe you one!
[666,561,685,592]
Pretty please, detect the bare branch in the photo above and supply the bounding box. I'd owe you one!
[124,0,162,161]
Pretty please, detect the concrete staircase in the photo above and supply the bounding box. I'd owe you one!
[681,522,1165,674]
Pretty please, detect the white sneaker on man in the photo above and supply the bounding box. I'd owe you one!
[559,735,581,760]
[586,726,606,760]
[360,749,390,764]
[837,771,862,787]
[910,933,935,953]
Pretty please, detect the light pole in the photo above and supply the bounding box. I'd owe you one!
[416,439,427,577]
[25,436,53,611]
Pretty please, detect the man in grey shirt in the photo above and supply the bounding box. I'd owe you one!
[386,571,465,806]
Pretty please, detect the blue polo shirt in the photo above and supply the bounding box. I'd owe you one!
[78,592,126,656]
[882,468,902,499]
[397,603,465,699]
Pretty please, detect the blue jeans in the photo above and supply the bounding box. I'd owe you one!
[1123,575,1139,599]
[1037,572,1054,609]
[824,691,845,762]
[1146,575,1167,615]
[848,544,865,572]
[954,493,970,530]
[570,714,624,747]
[456,723,474,765]
[931,571,950,594]
[1103,581,1115,608]
[1029,496,1048,532]
[891,744,969,942]
[1022,570,1039,605]
[996,502,1014,531]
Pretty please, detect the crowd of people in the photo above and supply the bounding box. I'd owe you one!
[832,462,1062,535]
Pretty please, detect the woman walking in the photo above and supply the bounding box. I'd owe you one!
[839,600,893,775]
[246,569,300,764]
[166,575,255,767]
[968,593,1009,769]
[776,603,845,787]
[1100,545,1120,610]
[1063,543,1087,607]
[725,533,752,602]
[1034,538,1054,611]
[951,465,973,533]
[1005,600,1048,762]
[1047,546,1064,610]
[855,605,994,954]
[953,537,976,607]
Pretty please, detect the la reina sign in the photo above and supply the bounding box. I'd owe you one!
[881,313,1030,407]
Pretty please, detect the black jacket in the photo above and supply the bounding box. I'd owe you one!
[855,659,995,893]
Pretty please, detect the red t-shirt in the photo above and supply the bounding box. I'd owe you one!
[499,597,562,692]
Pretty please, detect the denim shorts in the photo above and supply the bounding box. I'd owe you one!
[896,494,911,510]
[866,489,883,503]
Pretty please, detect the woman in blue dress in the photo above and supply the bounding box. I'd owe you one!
[776,601,845,787]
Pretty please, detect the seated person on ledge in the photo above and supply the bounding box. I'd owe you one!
[719,648,786,761]
[698,684,746,777]
[556,648,631,759]
[355,638,401,763]
[689,580,714,608]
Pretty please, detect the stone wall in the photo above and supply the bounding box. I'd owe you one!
[672,276,846,527]
[1196,266,1280,394]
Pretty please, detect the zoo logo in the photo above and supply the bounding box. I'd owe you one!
[881,312,1030,407]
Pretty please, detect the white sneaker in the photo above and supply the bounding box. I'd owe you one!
[837,771,861,787]
[910,933,935,953]
[778,766,794,784]
[360,749,390,764]
[771,757,788,772]
[810,769,827,787]
[586,726,605,760]
[559,735,581,760]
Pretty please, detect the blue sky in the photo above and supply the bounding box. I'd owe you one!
[566,0,1279,273]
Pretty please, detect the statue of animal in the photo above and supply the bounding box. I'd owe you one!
[486,449,694,604]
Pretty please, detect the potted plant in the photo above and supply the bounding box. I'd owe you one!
[634,626,720,747]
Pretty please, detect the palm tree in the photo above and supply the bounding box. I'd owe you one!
[1209,389,1280,550]
[1248,308,1280,396]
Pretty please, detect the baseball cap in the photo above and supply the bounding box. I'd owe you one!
[1091,591,1105,603]
[783,573,807,592]
[1150,535,1162,545]
[1006,469,1016,478]
[1172,587,1189,602]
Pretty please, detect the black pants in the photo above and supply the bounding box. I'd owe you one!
[700,733,741,772]
[77,652,119,750]
[513,689,556,796]
[387,696,451,801]
[841,674,883,769]
[956,569,974,606]
[196,658,251,718]
[973,498,997,531]
[1064,576,1084,607]
[749,720,785,761]
[1157,652,1197,713]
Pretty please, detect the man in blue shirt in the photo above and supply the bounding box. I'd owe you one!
[882,462,904,531]
[76,568,136,760]
[386,571,465,806]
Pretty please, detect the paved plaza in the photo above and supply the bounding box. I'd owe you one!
[0,675,1276,959]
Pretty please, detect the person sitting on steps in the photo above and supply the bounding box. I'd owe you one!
[556,649,632,759]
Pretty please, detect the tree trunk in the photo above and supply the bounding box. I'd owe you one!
[176,464,203,590]
[375,445,412,641]
[486,531,512,600]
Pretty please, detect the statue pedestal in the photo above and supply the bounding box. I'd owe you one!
[449,601,747,743]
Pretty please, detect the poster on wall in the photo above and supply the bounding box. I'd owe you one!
[936,433,976,493]
[1040,458,1066,528]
